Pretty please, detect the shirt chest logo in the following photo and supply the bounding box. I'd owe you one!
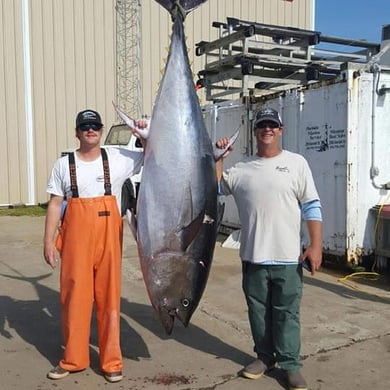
[275,166,290,173]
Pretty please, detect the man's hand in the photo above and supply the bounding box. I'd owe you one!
[44,242,60,269]
[133,119,149,148]
[216,137,233,160]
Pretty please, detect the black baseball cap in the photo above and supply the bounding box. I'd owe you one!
[254,108,283,128]
[76,109,103,128]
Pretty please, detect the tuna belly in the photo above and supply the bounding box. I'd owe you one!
[141,251,205,334]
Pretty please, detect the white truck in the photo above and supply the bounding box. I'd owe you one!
[103,123,143,215]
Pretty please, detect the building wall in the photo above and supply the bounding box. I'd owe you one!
[0,0,117,206]
[1,0,27,205]
[0,0,313,206]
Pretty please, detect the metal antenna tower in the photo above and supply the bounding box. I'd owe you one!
[115,0,142,119]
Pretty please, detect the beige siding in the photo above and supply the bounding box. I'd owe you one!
[0,0,27,204]
[1,0,117,206]
[1,0,312,206]
[30,0,117,204]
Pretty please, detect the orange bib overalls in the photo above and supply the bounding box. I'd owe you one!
[56,149,123,373]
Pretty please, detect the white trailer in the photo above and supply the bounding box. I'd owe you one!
[203,64,390,269]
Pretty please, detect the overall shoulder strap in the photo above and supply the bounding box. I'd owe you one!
[68,152,79,198]
[101,148,112,196]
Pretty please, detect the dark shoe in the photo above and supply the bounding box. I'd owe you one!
[104,371,123,383]
[241,358,275,380]
[47,365,70,380]
[286,370,307,390]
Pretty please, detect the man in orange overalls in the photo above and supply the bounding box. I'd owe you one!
[43,109,146,383]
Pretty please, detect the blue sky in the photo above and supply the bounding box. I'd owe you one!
[315,0,389,43]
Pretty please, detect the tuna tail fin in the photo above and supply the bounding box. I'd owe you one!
[154,0,207,18]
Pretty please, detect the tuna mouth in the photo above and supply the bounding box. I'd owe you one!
[157,300,192,335]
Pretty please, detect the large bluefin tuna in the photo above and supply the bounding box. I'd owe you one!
[115,0,237,334]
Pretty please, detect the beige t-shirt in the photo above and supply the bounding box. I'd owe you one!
[222,150,319,263]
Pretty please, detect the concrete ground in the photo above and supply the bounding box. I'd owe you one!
[1,215,390,390]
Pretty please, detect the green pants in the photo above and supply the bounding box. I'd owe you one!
[242,262,303,371]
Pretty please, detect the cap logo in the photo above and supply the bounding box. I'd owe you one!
[261,108,274,115]
[82,111,97,120]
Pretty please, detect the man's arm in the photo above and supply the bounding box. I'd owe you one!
[43,194,63,269]
[301,220,323,275]
[216,158,224,182]
[215,137,232,182]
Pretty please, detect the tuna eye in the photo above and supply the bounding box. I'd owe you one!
[182,299,190,308]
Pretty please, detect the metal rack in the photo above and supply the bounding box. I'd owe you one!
[195,17,380,101]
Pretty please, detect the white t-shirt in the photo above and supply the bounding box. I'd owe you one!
[222,150,319,263]
[46,147,143,211]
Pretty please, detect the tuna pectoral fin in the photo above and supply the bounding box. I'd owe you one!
[213,128,240,161]
[180,208,205,252]
[126,209,137,240]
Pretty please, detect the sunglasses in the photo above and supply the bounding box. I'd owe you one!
[78,123,102,131]
[256,122,279,129]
